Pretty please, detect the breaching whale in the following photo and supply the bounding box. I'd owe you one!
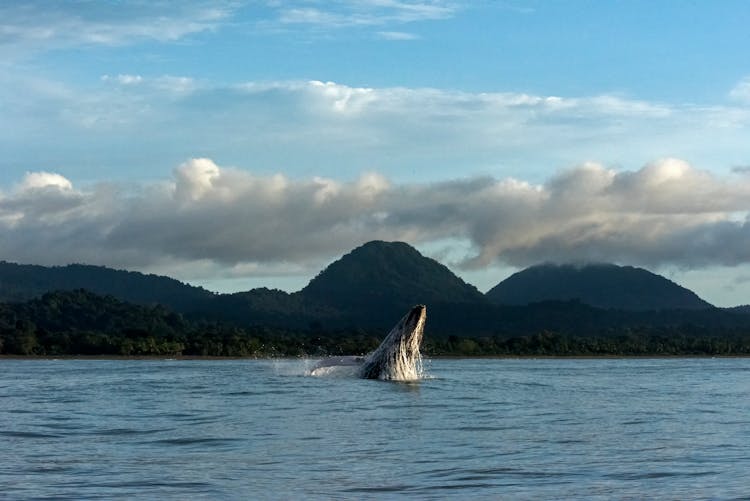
[311,304,426,381]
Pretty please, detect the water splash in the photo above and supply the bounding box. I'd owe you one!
[309,364,361,378]
[270,358,320,377]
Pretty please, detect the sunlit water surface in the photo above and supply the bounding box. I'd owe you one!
[1,358,748,499]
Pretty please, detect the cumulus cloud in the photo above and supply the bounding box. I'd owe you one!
[19,171,73,191]
[2,158,750,285]
[729,76,750,104]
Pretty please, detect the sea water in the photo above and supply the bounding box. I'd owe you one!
[1,358,748,499]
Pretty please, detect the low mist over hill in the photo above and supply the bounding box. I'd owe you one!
[486,263,713,311]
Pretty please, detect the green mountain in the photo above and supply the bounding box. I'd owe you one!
[486,263,713,311]
[300,241,485,324]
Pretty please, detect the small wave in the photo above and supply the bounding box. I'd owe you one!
[415,482,505,492]
[0,430,61,439]
[92,427,171,436]
[453,425,517,432]
[108,480,212,489]
[606,471,716,480]
[342,484,413,493]
[149,437,238,446]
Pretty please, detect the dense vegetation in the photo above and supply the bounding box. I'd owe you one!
[0,290,383,357]
[2,290,750,357]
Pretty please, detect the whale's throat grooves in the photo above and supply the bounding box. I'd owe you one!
[359,305,426,381]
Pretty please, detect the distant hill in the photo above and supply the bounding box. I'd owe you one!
[486,263,713,311]
[300,241,485,325]
[725,305,750,315]
[0,261,213,312]
[4,246,742,337]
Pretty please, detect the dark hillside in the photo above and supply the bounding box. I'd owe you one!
[486,263,713,311]
[725,305,750,315]
[300,241,485,325]
[0,261,213,311]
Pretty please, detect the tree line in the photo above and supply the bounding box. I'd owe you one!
[1,290,750,357]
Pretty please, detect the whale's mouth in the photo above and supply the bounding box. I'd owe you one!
[405,305,426,331]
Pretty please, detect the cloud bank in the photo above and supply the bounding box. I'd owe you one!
[2,158,750,285]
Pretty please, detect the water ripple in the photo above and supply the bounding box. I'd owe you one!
[0,358,748,499]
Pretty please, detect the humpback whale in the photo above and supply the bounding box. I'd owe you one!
[311,305,426,381]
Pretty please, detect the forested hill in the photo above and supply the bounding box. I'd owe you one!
[299,240,485,325]
[0,261,213,311]
[486,263,713,311]
[303,241,484,304]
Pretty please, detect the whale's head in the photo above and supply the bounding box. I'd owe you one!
[397,304,426,354]
[359,304,426,381]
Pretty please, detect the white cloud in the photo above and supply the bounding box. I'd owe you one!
[0,1,234,55]
[275,1,457,28]
[729,76,750,104]
[19,171,73,191]
[308,80,377,113]
[377,31,420,40]
[174,158,221,202]
[101,74,143,86]
[3,158,750,288]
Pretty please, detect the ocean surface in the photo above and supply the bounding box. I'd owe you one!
[1,358,749,500]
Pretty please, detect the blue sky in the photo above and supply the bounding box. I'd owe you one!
[2,1,750,305]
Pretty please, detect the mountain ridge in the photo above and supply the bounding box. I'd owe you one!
[0,243,735,336]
